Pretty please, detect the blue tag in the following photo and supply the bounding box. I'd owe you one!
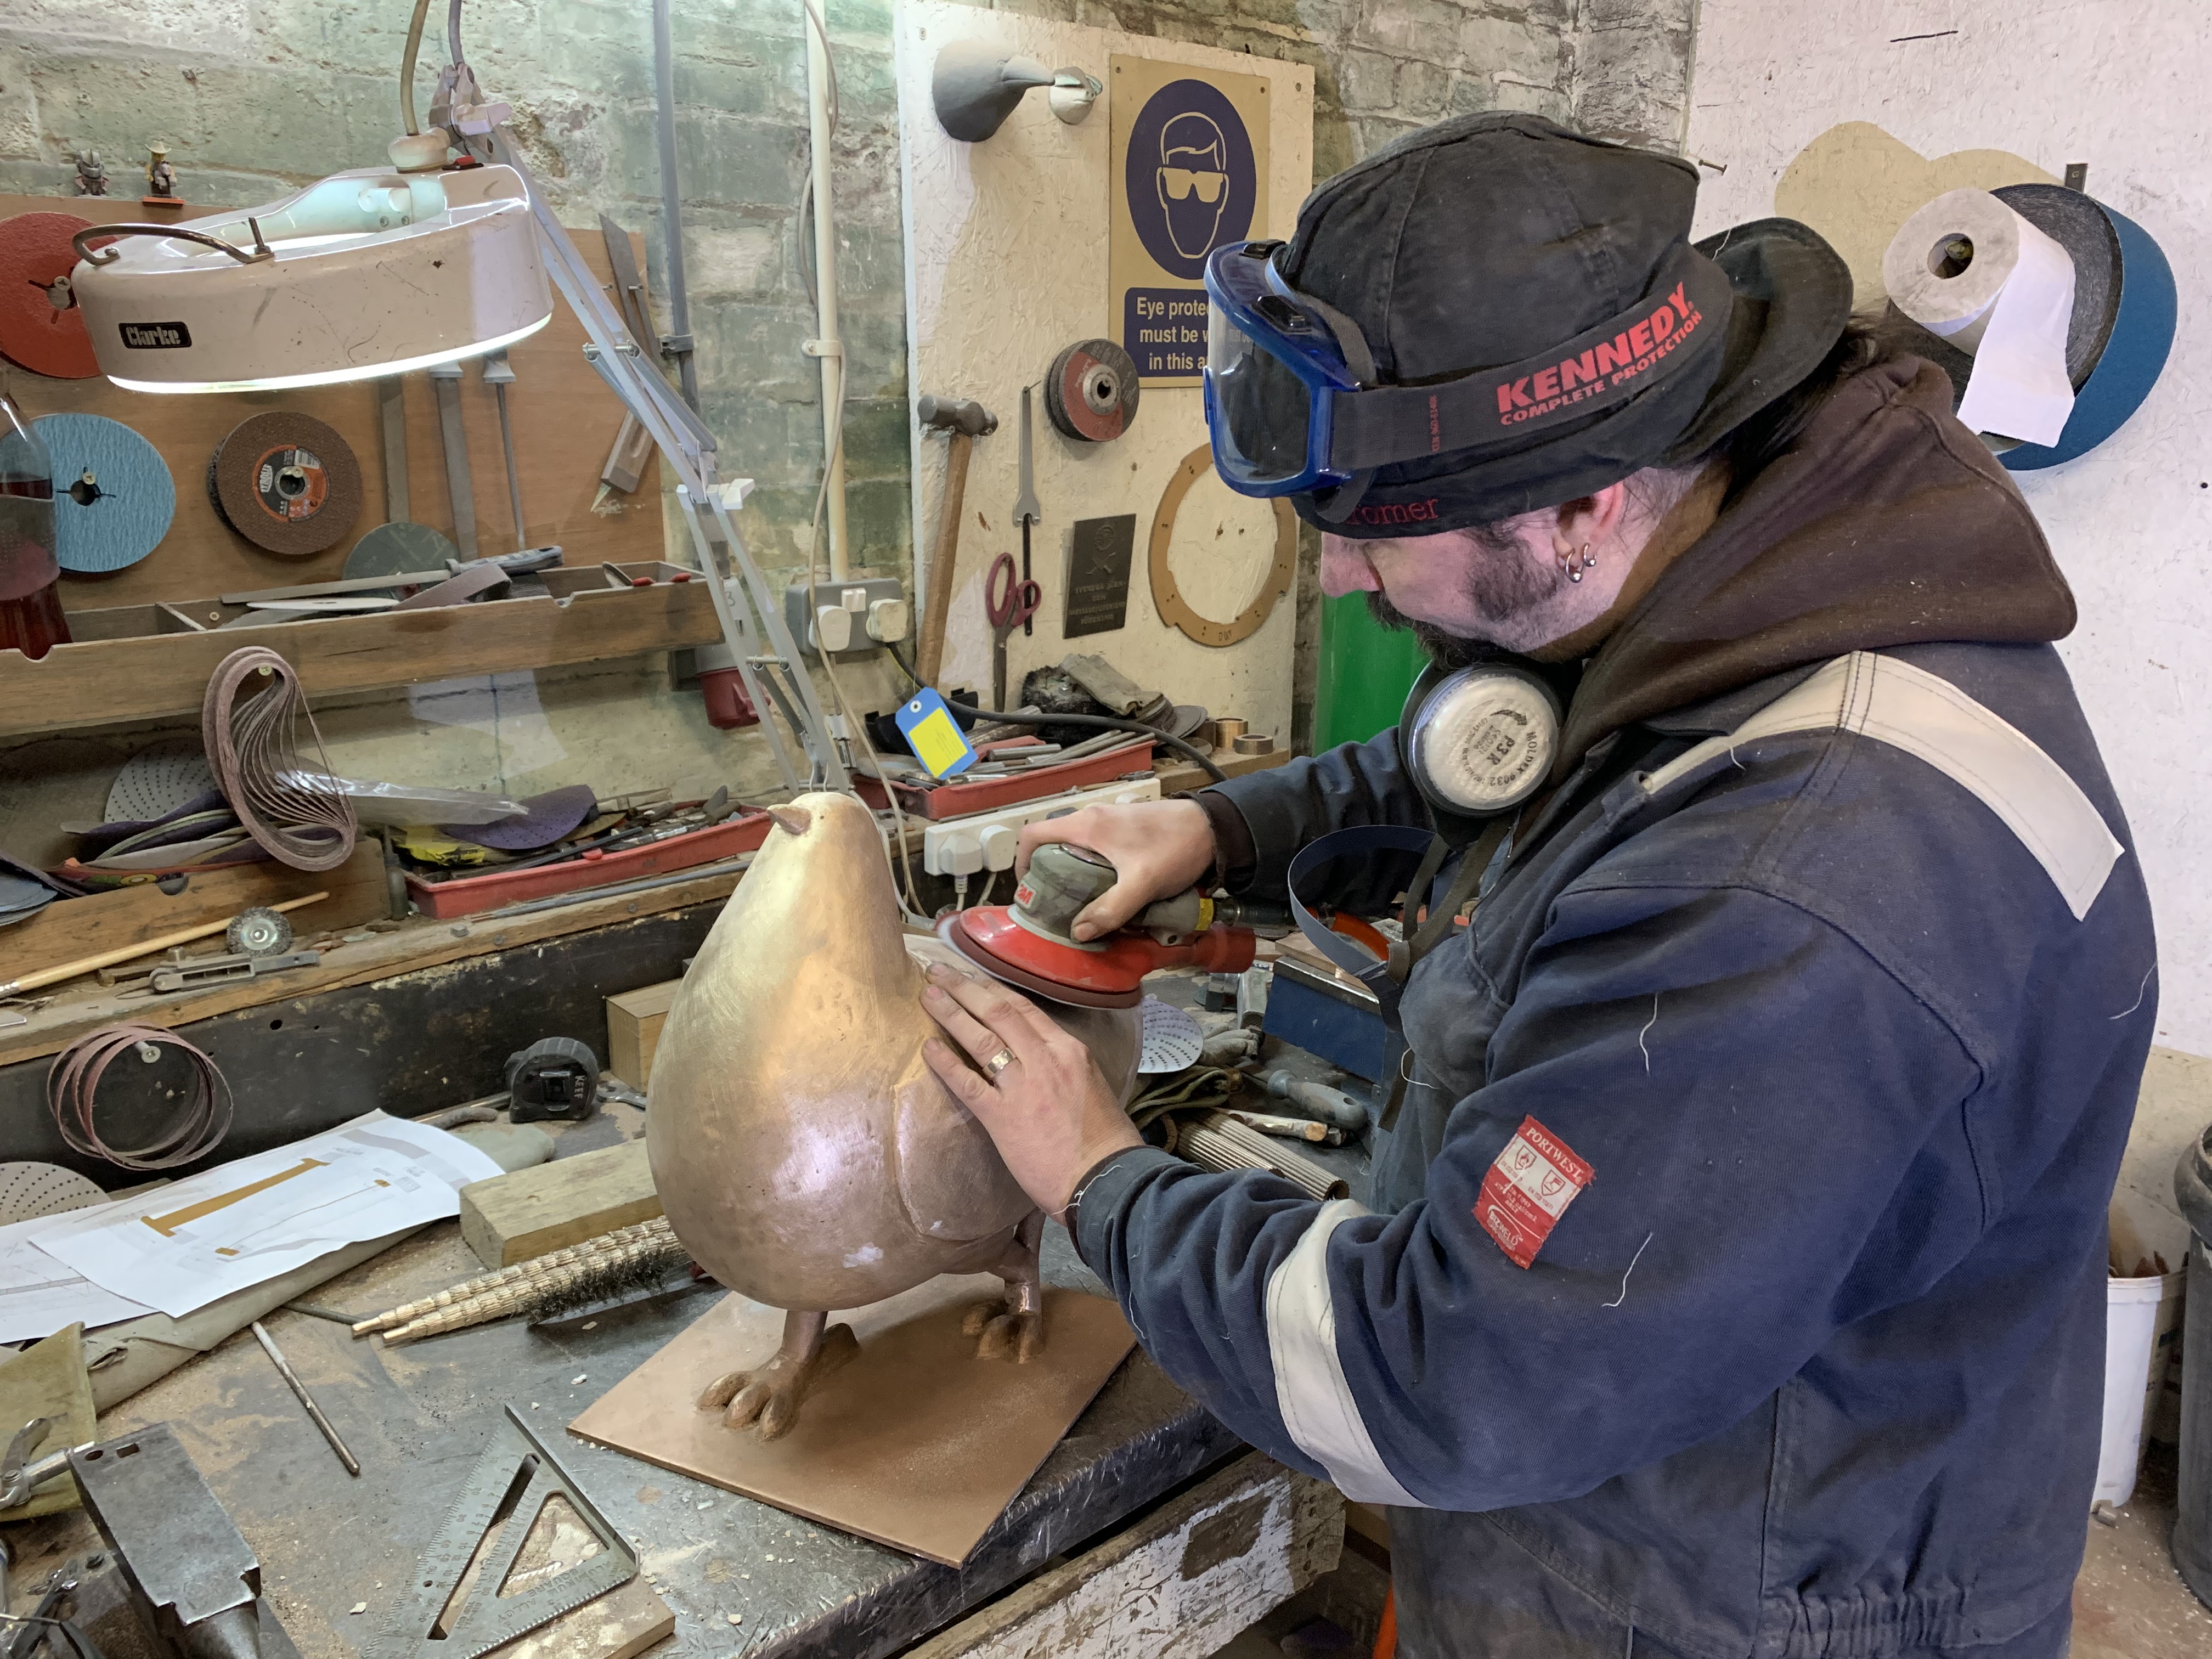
[895,689,977,778]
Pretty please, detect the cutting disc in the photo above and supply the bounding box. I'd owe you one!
[0,212,108,379]
[1044,337,1141,443]
[36,414,175,572]
[207,411,363,556]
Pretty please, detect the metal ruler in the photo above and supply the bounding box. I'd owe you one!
[369,1407,636,1659]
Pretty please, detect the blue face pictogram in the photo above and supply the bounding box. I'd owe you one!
[1125,78,1256,280]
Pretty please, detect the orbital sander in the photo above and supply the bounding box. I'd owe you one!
[940,843,1289,1008]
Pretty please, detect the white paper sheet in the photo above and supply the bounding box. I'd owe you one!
[0,1211,154,1344]
[33,1112,503,1319]
[1954,209,2078,447]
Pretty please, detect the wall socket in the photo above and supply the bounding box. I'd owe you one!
[783,578,910,658]
[921,776,1163,876]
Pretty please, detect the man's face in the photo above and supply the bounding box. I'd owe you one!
[1319,526,1570,658]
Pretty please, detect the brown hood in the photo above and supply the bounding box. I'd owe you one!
[1556,357,2077,775]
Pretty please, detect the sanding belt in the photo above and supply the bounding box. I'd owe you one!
[201,645,360,872]
[48,1023,233,1170]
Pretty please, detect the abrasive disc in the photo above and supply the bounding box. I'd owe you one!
[207,411,363,557]
[1044,337,1141,443]
[1137,996,1204,1074]
[0,212,108,379]
[346,518,460,581]
[0,1162,105,1226]
[37,413,175,572]
[106,737,216,823]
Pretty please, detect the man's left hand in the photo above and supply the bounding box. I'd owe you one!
[921,963,1142,1220]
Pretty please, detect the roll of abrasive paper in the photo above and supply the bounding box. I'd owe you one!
[1884,188,2077,447]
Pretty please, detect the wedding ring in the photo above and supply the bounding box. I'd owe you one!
[984,1046,1016,1078]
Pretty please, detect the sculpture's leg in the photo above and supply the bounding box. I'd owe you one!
[697,1308,860,1439]
[963,1210,1046,1362]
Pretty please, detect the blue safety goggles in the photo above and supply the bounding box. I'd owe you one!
[1203,238,1734,500]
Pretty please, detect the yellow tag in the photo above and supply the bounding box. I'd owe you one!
[906,707,971,777]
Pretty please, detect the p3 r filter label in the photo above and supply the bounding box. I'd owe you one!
[1476,1115,1592,1269]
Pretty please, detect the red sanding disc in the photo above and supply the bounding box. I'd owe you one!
[0,212,108,379]
[1044,337,1141,443]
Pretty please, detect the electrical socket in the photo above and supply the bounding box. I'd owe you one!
[921,776,1163,876]
[784,577,908,657]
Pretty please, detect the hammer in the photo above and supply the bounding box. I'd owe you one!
[915,394,998,687]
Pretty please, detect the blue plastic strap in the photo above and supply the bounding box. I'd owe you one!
[1286,826,1440,1023]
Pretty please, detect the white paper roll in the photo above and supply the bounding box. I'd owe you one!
[1883,188,2078,447]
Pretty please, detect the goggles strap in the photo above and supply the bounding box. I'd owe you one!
[1321,244,1733,475]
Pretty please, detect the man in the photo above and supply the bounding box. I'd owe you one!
[921,115,2156,1658]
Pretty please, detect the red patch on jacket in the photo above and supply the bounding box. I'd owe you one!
[1476,1116,1593,1268]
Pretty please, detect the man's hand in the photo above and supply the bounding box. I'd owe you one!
[921,963,1143,1219]
[1015,799,1216,941]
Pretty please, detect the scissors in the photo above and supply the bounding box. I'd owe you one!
[985,551,1041,710]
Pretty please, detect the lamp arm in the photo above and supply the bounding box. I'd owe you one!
[487,127,851,793]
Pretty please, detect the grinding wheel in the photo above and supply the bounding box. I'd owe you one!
[0,212,109,379]
[208,411,363,557]
[1044,338,1141,443]
[37,414,176,573]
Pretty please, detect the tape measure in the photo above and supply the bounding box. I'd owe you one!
[207,411,363,557]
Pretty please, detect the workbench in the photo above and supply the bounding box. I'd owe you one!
[0,996,1369,1659]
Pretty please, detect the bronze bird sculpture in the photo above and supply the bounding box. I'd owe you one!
[647,791,1141,1437]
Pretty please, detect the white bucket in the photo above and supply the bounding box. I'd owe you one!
[2097,1268,2186,1506]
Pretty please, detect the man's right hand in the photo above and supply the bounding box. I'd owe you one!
[1015,799,1217,941]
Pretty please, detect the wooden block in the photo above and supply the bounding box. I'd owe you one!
[1,844,387,986]
[459,1139,659,1269]
[605,980,681,1088]
[902,1453,1342,1659]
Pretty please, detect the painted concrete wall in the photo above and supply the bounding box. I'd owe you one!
[1682,1,2210,1064]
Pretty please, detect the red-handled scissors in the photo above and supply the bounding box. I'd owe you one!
[986,552,1041,710]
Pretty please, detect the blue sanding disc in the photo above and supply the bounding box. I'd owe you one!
[36,414,175,573]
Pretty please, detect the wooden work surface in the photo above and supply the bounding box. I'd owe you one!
[0,1210,1246,1659]
[0,192,665,611]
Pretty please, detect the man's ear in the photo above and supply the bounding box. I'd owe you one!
[1549,481,1633,558]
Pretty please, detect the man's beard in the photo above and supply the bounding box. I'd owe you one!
[1363,522,1567,668]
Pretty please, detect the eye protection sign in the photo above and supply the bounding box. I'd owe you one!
[1110,56,1272,385]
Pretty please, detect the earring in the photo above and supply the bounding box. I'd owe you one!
[1558,543,1595,584]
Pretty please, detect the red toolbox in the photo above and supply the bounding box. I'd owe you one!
[405,809,773,919]
[852,741,1156,820]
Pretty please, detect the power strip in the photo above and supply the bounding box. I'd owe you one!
[921,776,1163,876]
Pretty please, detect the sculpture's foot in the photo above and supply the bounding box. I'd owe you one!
[697,1308,859,1439]
[966,1210,1046,1363]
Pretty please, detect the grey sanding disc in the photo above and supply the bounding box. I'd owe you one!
[346,520,460,582]
[0,1163,105,1226]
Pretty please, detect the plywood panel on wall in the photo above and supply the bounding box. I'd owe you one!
[1681,3,2209,1054]
[0,193,665,612]
[894,9,1312,744]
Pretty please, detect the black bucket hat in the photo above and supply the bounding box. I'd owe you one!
[1278,114,1853,537]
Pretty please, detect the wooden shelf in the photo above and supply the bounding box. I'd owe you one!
[0,578,725,738]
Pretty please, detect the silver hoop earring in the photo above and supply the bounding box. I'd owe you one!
[1559,543,1595,584]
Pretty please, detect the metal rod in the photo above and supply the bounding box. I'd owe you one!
[802,0,848,578]
[250,1320,361,1477]
[652,0,701,413]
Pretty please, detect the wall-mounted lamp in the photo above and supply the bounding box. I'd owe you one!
[933,42,1101,142]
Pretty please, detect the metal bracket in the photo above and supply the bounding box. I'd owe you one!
[801,338,844,358]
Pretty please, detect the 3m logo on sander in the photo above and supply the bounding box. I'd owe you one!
[1493,283,1706,430]
[1476,1115,1593,1268]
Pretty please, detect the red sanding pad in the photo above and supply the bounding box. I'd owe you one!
[938,907,1145,1008]
[0,212,108,379]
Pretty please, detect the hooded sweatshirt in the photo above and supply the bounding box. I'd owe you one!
[1070,357,2155,1659]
